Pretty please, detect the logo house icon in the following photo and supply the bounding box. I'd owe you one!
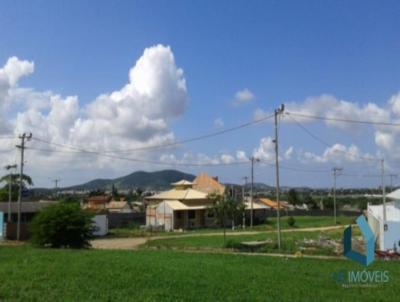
[343,215,375,266]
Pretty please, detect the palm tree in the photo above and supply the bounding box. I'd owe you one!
[0,173,34,187]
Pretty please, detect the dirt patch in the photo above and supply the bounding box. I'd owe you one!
[90,238,147,250]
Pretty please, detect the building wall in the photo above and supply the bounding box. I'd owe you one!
[92,215,108,236]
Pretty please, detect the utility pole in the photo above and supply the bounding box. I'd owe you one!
[242,176,248,229]
[53,178,60,189]
[332,167,343,225]
[16,133,32,241]
[242,176,248,201]
[273,104,285,250]
[5,164,17,223]
[388,174,397,191]
[381,159,387,228]
[53,178,61,198]
[250,156,259,228]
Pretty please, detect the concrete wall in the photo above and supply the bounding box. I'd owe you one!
[92,215,108,236]
[383,221,400,251]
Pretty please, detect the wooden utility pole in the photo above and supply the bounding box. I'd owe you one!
[16,133,32,240]
[274,104,285,250]
[5,164,17,223]
[332,167,342,225]
[250,156,259,228]
[242,176,248,201]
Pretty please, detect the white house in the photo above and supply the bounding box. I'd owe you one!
[367,189,400,251]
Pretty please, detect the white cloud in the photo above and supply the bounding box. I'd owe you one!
[284,146,294,160]
[233,88,254,106]
[220,154,235,164]
[214,118,224,128]
[252,137,275,163]
[299,143,374,164]
[0,45,189,184]
[389,92,400,116]
[375,131,394,151]
[236,150,248,161]
[253,94,390,130]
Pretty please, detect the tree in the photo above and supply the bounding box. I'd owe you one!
[0,173,33,187]
[288,189,299,205]
[30,202,94,248]
[208,193,229,245]
[225,197,245,230]
[208,194,245,244]
[0,173,33,202]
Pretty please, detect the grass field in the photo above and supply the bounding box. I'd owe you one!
[109,215,355,238]
[0,246,398,301]
[145,228,355,255]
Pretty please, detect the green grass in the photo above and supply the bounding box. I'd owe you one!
[108,216,355,238]
[254,215,355,230]
[146,228,360,256]
[0,246,398,301]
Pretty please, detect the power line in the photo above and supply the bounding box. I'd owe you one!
[286,113,378,162]
[25,146,250,168]
[286,111,400,127]
[31,113,275,154]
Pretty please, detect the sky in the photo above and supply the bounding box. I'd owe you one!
[0,0,400,188]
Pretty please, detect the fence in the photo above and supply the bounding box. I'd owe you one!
[107,212,145,228]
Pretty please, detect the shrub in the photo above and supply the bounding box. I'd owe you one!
[287,216,296,227]
[30,203,94,248]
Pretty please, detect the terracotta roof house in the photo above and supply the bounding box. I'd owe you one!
[145,178,215,231]
[257,198,288,209]
[106,201,133,213]
[192,173,225,195]
[84,195,111,210]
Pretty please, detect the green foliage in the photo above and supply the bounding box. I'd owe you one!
[288,189,299,205]
[0,173,33,187]
[287,216,296,227]
[30,203,94,248]
[59,196,81,205]
[0,185,18,202]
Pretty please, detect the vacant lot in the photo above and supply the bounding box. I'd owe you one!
[145,227,355,256]
[108,215,355,238]
[0,246,398,301]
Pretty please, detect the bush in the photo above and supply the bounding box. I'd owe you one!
[30,203,94,248]
[287,216,296,227]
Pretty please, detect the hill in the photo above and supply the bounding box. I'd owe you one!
[63,170,196,191]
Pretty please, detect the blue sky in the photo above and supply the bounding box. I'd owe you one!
[0,0,400,188]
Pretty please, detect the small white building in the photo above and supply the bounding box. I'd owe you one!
[368,189,400,251]
[92,214,109,236]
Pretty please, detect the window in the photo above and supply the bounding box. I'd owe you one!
[176,211,182,219]
[188,210,196,219]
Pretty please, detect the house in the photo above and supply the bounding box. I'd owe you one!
[257,198,289,210]
[243,199,270,222]
[0,200,57,223]
[0,200,58,239]
[146,180,212,230]
[84,195,111,210]
[367,189,400,251]
[192,173,225,195]
[106,199,133,213]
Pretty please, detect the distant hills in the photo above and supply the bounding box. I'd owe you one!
[63,170,196,191]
